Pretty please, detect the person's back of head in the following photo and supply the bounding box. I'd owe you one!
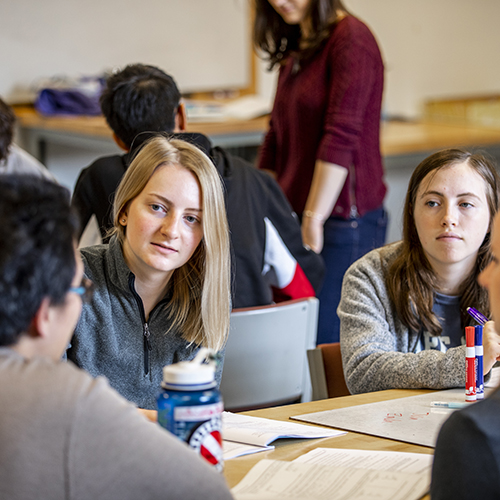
[0,175,78,346]
[0,97,15,163]
[100,64,181,149]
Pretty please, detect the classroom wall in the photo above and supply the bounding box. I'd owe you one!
[257,0,500,119]
[345,0,500,119]
[6,0,500,116]
[0,0,249,102]
[10,0,500,242]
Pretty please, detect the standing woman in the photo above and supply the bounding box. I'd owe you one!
[67,136,231,409]
[254,0,387,344]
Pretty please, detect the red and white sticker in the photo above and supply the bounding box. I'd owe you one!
[174,402,223,422]
[189,416,223,471]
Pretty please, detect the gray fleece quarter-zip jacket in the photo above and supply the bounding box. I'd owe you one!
[67,237,224,410]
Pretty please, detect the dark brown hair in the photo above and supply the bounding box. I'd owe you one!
[253,0,348,69]
[387,149,500,336]
[0,97,15,162]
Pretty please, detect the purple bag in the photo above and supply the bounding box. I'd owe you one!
[35,77,104,116]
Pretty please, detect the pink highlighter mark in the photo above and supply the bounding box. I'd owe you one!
[383,413,403,423]
[409,412,430,420]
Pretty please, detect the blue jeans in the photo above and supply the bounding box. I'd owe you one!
[316,206,388,345]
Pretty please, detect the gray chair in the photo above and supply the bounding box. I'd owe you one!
[220,297,319,412]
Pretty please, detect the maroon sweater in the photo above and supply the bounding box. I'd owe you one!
[259,16,386,219]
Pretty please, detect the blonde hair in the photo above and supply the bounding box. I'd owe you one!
[111,135,231,351]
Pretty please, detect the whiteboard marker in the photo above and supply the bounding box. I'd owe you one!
[465,326,476,402]
[430,401,469,409]
[475,325,484,400]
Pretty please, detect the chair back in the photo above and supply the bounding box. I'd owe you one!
[220,297,319,412]
[307,342,350,400]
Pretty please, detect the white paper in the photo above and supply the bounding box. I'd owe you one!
[291,388,480,448]
[294,448,432,476]
[222,95,273,120]
[223,411,346,447]
[231,459,428,500]
[223,440,274,460]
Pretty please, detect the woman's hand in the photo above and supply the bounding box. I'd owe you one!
[137,408,158,423]
[301,217,324,253]
[301,160,347,253]
[482,320,500,374]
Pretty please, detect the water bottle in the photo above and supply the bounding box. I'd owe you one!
[157,348,224,471]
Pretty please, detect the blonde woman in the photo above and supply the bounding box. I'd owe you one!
[67,136,231,409]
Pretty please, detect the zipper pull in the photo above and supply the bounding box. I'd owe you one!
[143,322,152,375]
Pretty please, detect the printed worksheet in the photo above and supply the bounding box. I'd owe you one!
[231,459,428,500]
[294,448,432,476]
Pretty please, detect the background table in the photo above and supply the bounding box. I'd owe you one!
[14,106,500,242]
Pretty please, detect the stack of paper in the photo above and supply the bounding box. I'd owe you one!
[184,100,225,121]
[222,412,345,460]
[184,95,272,122]
[231,448,432,500]
[222,95,272,120]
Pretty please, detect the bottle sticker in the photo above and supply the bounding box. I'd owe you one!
[174,402,223,422]
[189,415,223,471]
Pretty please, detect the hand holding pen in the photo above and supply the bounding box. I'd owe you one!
[467,307,500,375]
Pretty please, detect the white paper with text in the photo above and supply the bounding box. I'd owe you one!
[223,411,345,448]
[294,448,432,477]
[231,459,428,500]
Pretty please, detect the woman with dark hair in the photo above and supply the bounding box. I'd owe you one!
[339,149,500,394]
[431,207,500,500]
[254,0,387,344]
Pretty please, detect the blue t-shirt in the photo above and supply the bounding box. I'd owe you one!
[415,293,464,353]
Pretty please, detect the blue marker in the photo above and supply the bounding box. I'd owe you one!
[475,325,484,400]
[466,307,488,325]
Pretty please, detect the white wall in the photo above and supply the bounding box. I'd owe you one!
[346,0,500,119]
[0,0,249,102]
[257,0,500,119]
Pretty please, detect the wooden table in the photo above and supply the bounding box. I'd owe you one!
[15,106,500,242]
[14,105,500,158]
[224,389,435,491]
[13,105,270,155]
[380,119,500,156]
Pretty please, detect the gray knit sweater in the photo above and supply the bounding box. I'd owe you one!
[67,237,224,409]
[339,242,466,394]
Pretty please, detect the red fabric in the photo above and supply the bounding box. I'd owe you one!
[272,263,315,303]
[259,16,386,219]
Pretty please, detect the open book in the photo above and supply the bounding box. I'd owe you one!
[231,448,432,500]
[222,412,345,460]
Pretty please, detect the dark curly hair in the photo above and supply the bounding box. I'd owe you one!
[0,97,16,162]
[0,175,79,346]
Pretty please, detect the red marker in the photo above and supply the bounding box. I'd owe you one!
[465,326,476,402]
